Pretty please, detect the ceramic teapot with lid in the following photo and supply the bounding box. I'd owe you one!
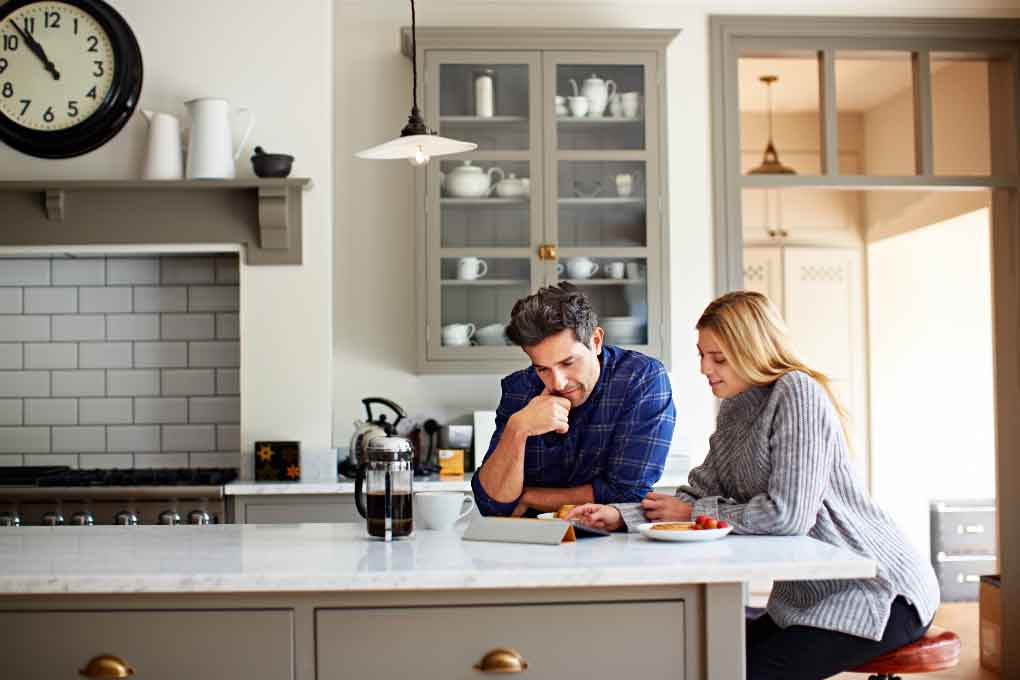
[493,173,526,198]
[446,161,504,198]
[570,74,617,117]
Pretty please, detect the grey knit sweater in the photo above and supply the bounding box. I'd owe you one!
[614,370,940,641]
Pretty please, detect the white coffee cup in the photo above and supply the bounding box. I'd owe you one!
[556,257,599,280]
[605,261,625,279]
[614,173,634,197]
[621,92,640,119]
[568,96,589,118]
[457,257,488,280]
[555,95,568,117]
[416,491,475,530]
[475,323,508,346]
[625,262,642,280]
[442,323,475,346]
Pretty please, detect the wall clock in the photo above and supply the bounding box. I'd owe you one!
[0,0,142,158]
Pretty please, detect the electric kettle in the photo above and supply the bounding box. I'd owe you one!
[339,397,408,479]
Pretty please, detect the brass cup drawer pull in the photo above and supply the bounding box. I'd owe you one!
[474,647,528,673]
[79,654,135,678]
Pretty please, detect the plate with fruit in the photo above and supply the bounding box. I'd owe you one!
[637,515,733,542]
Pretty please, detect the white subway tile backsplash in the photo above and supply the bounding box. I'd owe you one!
[161,314,215,340]
[107,314,160,341]
[189,396,239,424]
[0,260,49,286]
[79,398,133,425]
[79,342,132,369]
[216,313,240,339]
[25,399,77,425]
[0,288,22,313]
[24,454,77,468]
[52,315,106,341]
[52,259,105,285]
[133,452,188,468]
[25,343,77,369]
[217,424,240,452]
[52,426,105,452]
[24,287,77,314]
[134,342,187,368]
[0,316,50,342]
[107,370,160,396]
[80,287,132,313]
[107,258,159,285]
[189,452,240,468]
[0,400,22,425]
[216,369,239,395]
[0,427,50,452]
[52,370,105,397]
[80,453,133,468]
[134,286,187,312]
[215,256,239,284]
[162,425,215,451]
[162,369,215,396]
[0,371,49,397]
[161,257,215,284]
[135,397,187,424]
[188,286,239,312]
[189,341,239,367]
[0,343,23,369]
[108,425,160,452]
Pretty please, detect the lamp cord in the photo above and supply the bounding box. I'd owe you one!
[410,0,418,113]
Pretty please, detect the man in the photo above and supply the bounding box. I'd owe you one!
[472,283,676,517]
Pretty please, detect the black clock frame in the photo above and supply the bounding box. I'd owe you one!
[0,0,143,159]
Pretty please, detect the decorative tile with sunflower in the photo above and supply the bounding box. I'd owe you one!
[254,441,301,482]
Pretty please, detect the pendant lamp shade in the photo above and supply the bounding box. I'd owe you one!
[355,0,476,165]
[749,75,795,175]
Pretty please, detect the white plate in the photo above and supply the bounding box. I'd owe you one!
[637,522,733,542]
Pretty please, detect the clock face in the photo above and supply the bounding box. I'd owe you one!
[0,2,116,131]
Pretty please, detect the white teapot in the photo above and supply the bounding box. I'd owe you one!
[571,74,617,118]
[446,161,505,198]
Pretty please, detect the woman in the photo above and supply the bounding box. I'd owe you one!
[567,291,940,680]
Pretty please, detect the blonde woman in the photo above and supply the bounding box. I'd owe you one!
[567,291,940,680]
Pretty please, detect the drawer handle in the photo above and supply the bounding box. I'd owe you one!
[474,647,528,673]
[957,524,985,534]
[79,654,135,678]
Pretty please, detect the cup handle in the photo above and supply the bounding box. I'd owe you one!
[458,496,476,521]
[589,262,599,277]
[606,80,617,100]
[569,78,579,97]
[476,260,488,278]
[466,323,476,338]
[233,107,256,161]
[555,263,564,275]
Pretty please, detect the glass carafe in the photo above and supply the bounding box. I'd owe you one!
[354,436,414,541]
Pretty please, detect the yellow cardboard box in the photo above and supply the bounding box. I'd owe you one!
[438,448,464,475]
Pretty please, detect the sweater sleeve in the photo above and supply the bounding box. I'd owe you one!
[692,376,836,535]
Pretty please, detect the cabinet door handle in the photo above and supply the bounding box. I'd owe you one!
[538,244,557,261]
[79,654,135,678]
[474,647,528,673]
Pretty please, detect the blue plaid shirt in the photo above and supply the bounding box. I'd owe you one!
[471,344,676,516]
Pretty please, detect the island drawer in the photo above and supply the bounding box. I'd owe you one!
[317,599,686,679]
[0,609,293,680]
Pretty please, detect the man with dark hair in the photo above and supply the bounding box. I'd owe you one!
[472,283,676,517]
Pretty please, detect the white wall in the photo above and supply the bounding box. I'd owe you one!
[334,0,1017,470]
[0,0,335,479]
[868,208,996,559]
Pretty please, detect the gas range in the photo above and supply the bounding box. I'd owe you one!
[0,466,238,527]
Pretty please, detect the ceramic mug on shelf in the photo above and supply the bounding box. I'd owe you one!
[557,257,599,280]
[625,262,642,280]
[605,261,625,279]
[621,92,641,119]
[555,95,568,117]
[568,96,589,118]
[475,323,508,346]
[608,93,624,118]
[614,172,639,197]
[457,257,488,280]
[416,492,475,530]
[442,323,476,347]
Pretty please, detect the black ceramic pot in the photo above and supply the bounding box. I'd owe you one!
[251,146,295,178]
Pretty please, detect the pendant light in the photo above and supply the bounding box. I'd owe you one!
[749,75,795,175]
[355,0,476,166]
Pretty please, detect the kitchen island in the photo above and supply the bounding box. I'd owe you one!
[0,523,874,680]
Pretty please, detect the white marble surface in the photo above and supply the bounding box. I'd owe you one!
[0,523,875,594]
[225,473,690,495]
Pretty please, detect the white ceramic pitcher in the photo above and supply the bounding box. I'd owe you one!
[185,98,255,179]
[140,109,183,180]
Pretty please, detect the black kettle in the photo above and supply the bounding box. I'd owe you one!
[339,397,407,479]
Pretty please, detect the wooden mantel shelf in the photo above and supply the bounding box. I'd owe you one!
[0,178,312,265]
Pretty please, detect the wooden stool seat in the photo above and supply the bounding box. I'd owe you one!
[850,626,961,678]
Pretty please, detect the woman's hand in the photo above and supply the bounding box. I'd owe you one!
[641,492,693,522]
[564,503,623,532]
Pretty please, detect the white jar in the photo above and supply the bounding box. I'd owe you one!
[474,69,495,118]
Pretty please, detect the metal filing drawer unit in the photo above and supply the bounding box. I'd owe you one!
[930,499,997,601]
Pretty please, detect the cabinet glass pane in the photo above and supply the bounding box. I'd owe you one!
[441,257,530,347]
[440,159,531,248]
[931,53,992,176]
[557,257,648,346]
[439,63,529,151]
[557,160,646,247]
[555,65,645,150]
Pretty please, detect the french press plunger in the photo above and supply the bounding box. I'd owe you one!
[354,436,414,541]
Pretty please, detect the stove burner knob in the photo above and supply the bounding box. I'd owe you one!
[0,512,21,527]
[158,509,181,526]
[114,510,139,526]
[70,511,95,526]
[41,511,65,526]
[187,509,212,525]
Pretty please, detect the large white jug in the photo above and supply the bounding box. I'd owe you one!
[140,109,184,180]
[185,98,255,179]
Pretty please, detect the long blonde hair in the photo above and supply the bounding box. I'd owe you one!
[697,291,851,445]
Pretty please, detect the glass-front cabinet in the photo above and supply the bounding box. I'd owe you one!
[413,31,674,373]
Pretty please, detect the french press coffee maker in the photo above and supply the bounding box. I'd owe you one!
[354,436,414,541]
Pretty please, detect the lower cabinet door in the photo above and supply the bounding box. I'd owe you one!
[0,609,293,680]
[317,600,686,679]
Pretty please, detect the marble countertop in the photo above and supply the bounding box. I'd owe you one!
[0,523,875,594]
[225,473,690,495]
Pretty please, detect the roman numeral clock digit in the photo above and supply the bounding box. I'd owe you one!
[0,0,142,159]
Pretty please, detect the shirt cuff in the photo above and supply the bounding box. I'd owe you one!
[470,473,521,517]
[610,502,646,533]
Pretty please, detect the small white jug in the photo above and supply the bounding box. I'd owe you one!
[140,109,183,180]
[185,98,255,179]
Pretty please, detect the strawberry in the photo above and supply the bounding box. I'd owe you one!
[717,520,730,529]
[704,518,718,530]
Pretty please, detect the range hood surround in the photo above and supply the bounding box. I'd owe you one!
[0,179,311,265]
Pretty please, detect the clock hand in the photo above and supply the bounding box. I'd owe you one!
[8,20,60,80]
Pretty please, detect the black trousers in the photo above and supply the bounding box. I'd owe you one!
[745,596,929,680]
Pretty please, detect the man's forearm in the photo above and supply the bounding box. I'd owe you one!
[477,420,529,503]
[520,484,594,512]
